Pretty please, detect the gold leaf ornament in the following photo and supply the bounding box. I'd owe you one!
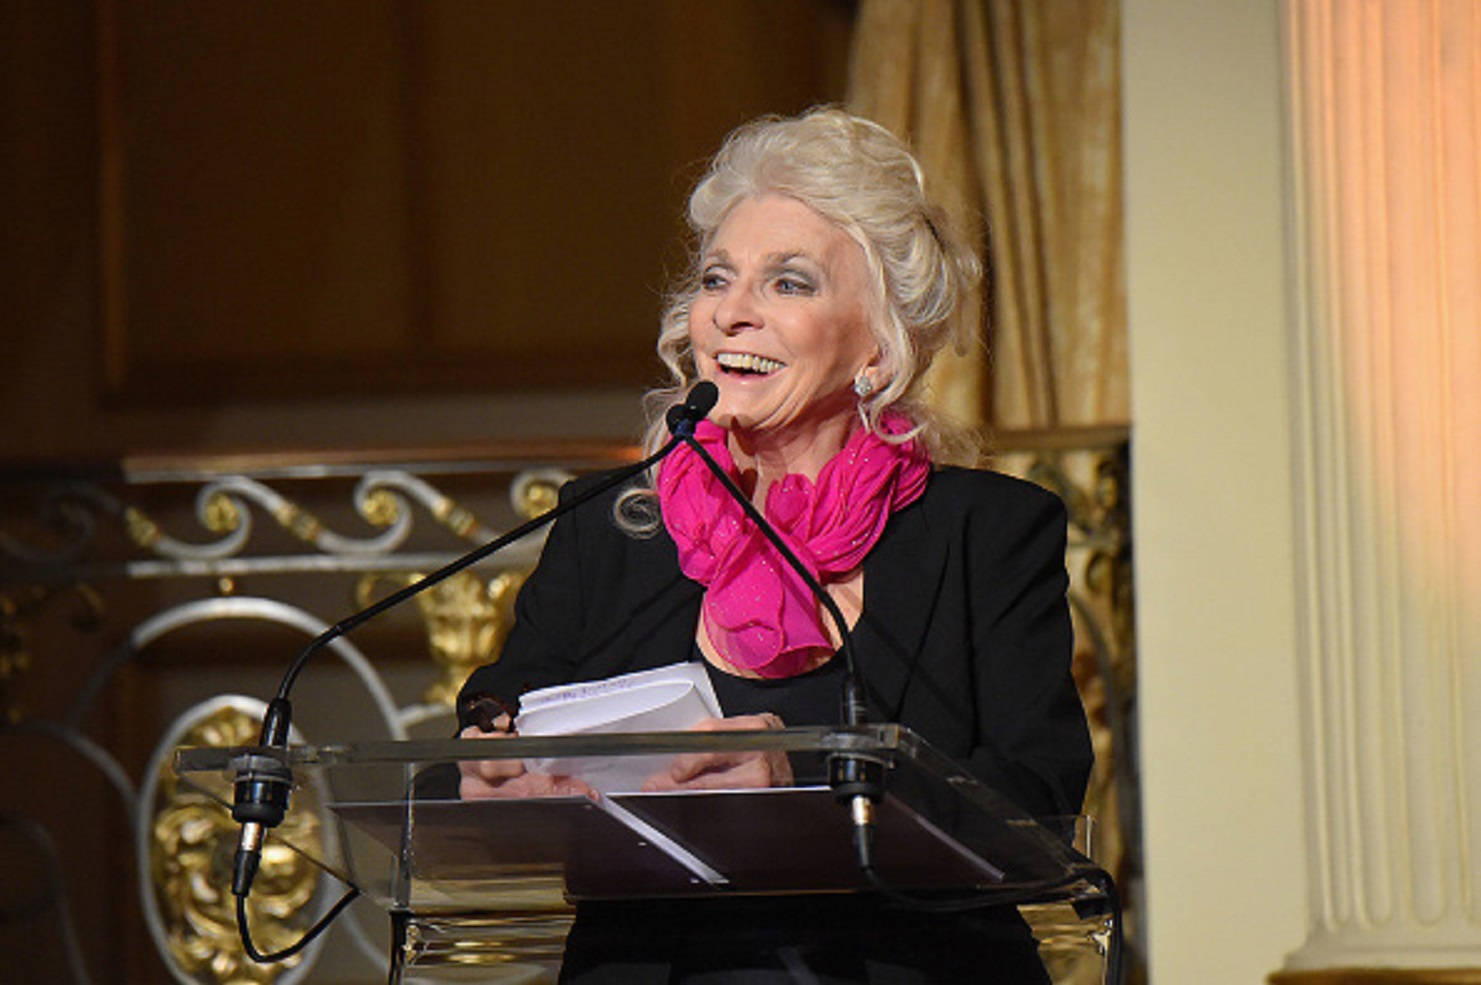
[202,492,243,534]
[124,506,163,548]
[516,480,559,519]
[359,488,403,528]
[147,705,324,984]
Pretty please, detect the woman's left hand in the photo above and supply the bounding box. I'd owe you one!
[641,713,794,791]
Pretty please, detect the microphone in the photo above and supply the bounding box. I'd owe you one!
[664,379,719,438]
[665,383,885,869]
[229,383,710,959]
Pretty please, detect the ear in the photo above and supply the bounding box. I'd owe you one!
[857,347,888,391]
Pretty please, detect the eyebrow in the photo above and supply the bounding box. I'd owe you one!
[703,249,820,269]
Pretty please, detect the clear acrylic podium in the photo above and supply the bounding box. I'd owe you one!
[176,725,1110,982]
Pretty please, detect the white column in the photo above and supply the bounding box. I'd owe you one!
[1281,0,1481,972]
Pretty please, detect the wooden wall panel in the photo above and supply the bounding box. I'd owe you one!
[113,4,413,362]
[413,4,670,368]
[95,0,854,406]
[3,6,851,977]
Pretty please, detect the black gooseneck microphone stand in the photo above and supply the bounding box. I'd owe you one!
[665,381,886,869]
[672,383,1123,985]
[228,384,719,963]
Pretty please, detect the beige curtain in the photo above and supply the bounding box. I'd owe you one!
[847,0,1127,431]
[848,11,1137,973]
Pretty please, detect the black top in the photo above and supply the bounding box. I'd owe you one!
[462,466,1091,819]
[458,467,1090,984]
[703,650,846,724]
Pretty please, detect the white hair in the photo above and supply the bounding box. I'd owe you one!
[617,107,983,535]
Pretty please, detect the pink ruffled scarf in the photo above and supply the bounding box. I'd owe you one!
[656,414,930,678]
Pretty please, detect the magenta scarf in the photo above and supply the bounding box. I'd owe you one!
[656,414,930,678]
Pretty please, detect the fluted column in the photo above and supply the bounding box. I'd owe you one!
[1276,0,1481,979]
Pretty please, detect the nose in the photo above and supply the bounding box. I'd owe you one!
[711,280,761,335]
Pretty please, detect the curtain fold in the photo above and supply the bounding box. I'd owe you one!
[848,10,1138,978]
[847,0,1127,431]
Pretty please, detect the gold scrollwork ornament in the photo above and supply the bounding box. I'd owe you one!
[202,493,243,534]
[147,706,323,984]
[355,568,527,707]
[358,488,403,528]
[413,569,526,707]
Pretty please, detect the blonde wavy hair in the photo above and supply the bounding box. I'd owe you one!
[618,107,983,533]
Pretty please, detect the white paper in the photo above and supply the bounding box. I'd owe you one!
[515,662,722,792]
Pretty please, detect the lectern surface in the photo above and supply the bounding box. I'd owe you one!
[176,726,1100,915]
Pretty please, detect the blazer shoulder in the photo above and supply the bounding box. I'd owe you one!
[924,466,1066,522]
[554,468,649,532]
[551,469,682,573]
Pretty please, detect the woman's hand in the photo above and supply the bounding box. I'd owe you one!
[457,719,594,800]
[641,713,793,792]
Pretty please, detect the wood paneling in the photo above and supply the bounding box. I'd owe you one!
[95,0,854,405]
[3,5,852,978]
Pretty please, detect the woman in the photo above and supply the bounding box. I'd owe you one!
[458,107,1092,983]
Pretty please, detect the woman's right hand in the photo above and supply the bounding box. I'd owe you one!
[456,719,595,799]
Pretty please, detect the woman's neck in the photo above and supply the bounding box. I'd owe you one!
[728,414,858,503]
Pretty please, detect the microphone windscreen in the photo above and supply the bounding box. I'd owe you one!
[686,380,719,418]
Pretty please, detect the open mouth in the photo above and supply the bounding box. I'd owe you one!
[715,352,785,376]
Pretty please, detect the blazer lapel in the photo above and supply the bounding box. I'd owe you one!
[858,488,948,721]
[625,530,704,671]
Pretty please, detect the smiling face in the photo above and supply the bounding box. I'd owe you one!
[687,193,880,468]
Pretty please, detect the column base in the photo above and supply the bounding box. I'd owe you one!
[1271,970,1481,985]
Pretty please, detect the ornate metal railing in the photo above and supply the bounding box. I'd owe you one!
[0,432,1136,984]
[0,443,631,983]
[993,427,1141,985]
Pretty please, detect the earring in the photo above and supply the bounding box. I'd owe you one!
[853,373,874,398]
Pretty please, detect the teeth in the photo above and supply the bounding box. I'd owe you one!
[716,352,785,374]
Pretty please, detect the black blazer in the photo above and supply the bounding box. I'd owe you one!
[459,465,1092,819]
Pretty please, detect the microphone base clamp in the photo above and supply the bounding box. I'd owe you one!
[828,752,886,804]
[229,752,294,827]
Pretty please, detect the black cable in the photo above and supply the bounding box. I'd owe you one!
[675,420,891,913]
[236,887,361,964]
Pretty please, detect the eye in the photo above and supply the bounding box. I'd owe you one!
[700,268,729,291]
[774,273,815,295]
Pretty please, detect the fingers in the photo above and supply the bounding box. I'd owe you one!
[641,749,793,792]
[458,715,512,738]
[456,722,598,800]
[458,760,595,800]
[460,772,593,800]
[640,711,792,791]
[659,750,751,786]
[690,712,785,733]
[459,770,511,800]
[457,718,530,798]
[457,756,524,801]
[457,724,522,773]
[460,710,793,796]
[464,771,596,800]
